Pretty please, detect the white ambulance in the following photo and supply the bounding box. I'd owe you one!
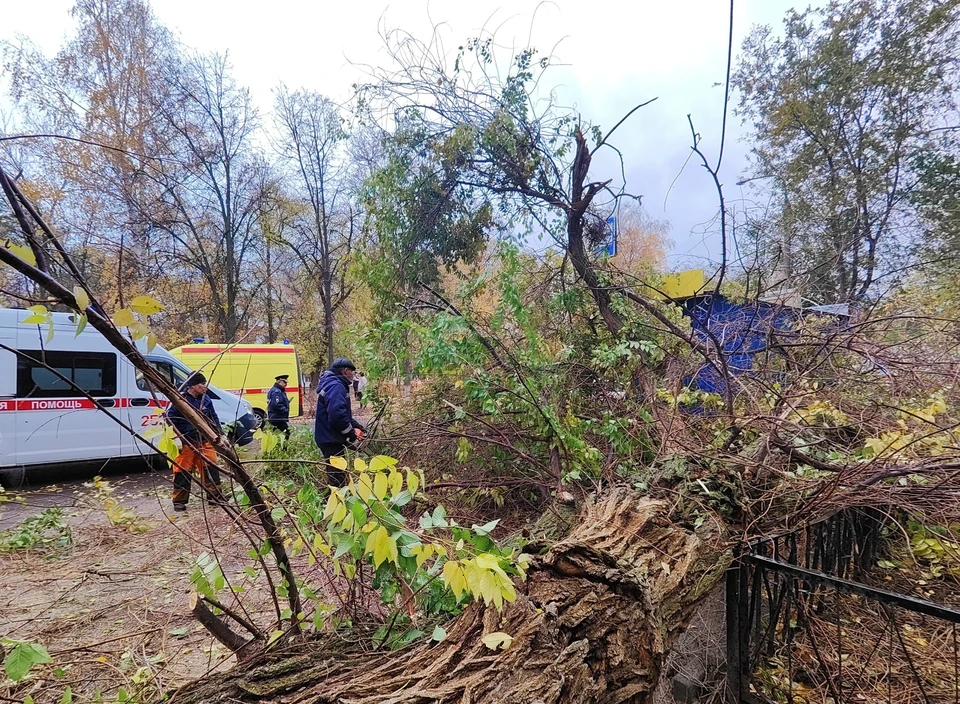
[0,307,257,485]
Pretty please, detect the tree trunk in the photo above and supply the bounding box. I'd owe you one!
[173,493,730,704]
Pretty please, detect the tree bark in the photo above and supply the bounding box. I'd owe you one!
[173,492,730,704]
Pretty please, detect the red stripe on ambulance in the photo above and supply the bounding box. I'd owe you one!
[186,346,295,354]
[0,398,170,411]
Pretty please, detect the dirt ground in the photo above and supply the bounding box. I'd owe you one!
[0,464,269,702]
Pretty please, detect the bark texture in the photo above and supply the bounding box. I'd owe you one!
[174,492,729,704]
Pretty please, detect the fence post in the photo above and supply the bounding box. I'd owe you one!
[726,546,744,703]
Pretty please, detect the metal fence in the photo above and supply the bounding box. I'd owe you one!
[727,508,960,703]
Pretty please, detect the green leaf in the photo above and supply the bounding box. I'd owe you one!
[5,641,52,681]
[74,314,88,337]
[350,500,367,527]
[431,625,447,642]
[267,630,285,646]
[169,627,188,636]
[472,519,500,536]
[60,685,73,703]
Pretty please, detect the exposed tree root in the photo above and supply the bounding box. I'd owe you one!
[173,492,730,704]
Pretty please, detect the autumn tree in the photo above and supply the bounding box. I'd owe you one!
[734,0,960,304]
[2,0,176,304]
[134,51,270,341]
[273,86,357,365]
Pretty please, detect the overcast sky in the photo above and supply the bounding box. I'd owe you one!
[2,0,803,269]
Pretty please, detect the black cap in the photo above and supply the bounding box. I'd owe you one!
[186,372,207,387]
[275,374,289,381]
[330,357,356,372]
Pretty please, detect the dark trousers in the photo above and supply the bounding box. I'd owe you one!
[318,442,347,487]
[268,419,290,439]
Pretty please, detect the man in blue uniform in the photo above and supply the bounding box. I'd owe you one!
[266,374,291,439]
[314,357,365,487]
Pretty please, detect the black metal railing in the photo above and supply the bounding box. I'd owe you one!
[727,508,960,703]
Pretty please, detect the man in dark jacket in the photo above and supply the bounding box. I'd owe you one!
[266,374,291,439]
[165,372,224,512]
[314,357,365,487]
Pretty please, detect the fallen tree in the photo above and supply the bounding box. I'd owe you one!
[172,493,728,704]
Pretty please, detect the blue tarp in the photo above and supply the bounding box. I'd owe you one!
[682,293,798,396]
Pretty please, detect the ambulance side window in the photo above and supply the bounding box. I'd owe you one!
[17,350,118,398]
[137,361,189,391]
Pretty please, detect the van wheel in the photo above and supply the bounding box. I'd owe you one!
[252,409,265,430]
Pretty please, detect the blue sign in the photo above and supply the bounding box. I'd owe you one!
[594,216,617,258]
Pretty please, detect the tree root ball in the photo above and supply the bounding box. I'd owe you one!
[173,492,730,704]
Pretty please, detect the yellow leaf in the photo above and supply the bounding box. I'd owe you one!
[313,533,331,556]
[22,314,46,324]
[481,632,513,651]
[388,470,403,496]
[128,321,151,341]
[290,537,304,556]
[146,332,158,352]
[113,308,135,328]
[343,562,356,579]
[332,501,347,524]
[406,468,420,495]
[260,432,279,454]
[73,286,90,311]
[46,320,54,342]
[27,304,47,314]
[369,455,399,472]
[357,473,373,502]
[373,471,388,500]
[328,456,348,470]
[365,525,398,567]
[412,543,434,568]
[354,457,367,473]
[442,560,468,600]
[6,242,37,266]
[130,295,164,315]
[158,437,179,459]
[324,491,341,520]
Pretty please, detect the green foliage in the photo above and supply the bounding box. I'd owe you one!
[0,508,72,552]
[204,439,527,645]
[735,0,960,303]
[1,638,52,682]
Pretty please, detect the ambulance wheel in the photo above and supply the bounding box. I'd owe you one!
[0,465,26,489]
[252,409,265,430]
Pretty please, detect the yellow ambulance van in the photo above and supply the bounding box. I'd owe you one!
[168,343,303,428]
